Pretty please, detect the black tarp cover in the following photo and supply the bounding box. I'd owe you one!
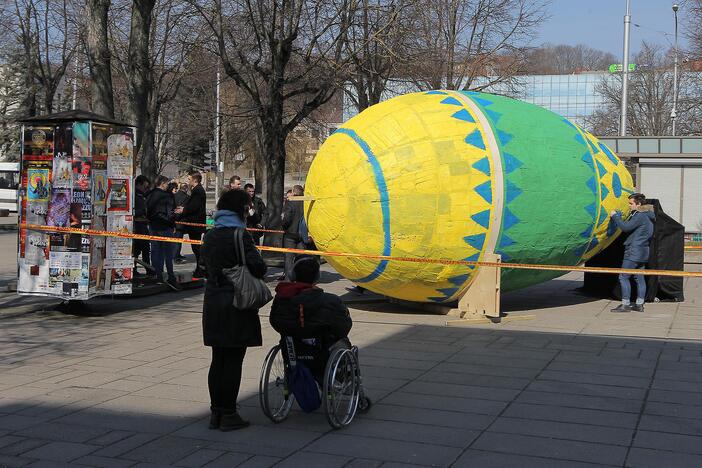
[583,199,685,302]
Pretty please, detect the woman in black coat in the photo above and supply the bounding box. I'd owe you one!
[201,189,267,431]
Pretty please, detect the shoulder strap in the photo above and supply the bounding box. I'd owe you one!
[234,227,246,266]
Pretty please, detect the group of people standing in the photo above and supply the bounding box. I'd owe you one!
[133,172,207,289]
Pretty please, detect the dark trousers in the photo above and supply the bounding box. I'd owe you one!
[208,346,247,413]
[619,259,646,304]
[133,239,150,265]
[188,230,203,268]
[174,230,185,258]
[283,236,306,279]
[150,228,176,281]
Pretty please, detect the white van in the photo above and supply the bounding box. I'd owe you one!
[0,162,20,212]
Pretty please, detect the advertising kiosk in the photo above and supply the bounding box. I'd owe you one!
[17,110,136,300]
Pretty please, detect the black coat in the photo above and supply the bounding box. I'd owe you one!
[146,188,175,230]
[282,200,303,241]
[270,283,352,341]
[180,184,207,235]
[134,189,149,234]
[201,226,268,347]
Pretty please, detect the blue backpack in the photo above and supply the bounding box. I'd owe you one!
[285,337,321,412]
[298,216,310,245]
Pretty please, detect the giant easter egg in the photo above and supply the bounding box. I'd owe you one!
[304,91,635,303]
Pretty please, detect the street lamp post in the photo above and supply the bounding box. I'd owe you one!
[672,3,679,136]
[620,0,632,136]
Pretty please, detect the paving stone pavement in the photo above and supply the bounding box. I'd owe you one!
[2,241,702,467]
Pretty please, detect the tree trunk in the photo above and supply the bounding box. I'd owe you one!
[262,125,286,232]
[85,0,115,118]
[128,0,156,179]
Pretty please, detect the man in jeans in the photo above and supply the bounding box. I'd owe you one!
[610,193,655,312]
[147,175,180,290]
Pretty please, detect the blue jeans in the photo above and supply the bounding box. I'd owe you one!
[150,228,176,281]
[619,259,646,304]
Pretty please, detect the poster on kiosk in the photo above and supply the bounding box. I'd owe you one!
[17,110,136,300]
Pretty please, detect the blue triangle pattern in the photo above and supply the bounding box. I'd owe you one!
[612,172,622,198]
[573,244,587,259]
[574,133,587,147]
[505,180,522,204]
[426,90,448,95]
[471,209,491,229]
[562,118,577,129]
[448,274,471,286]
[463,233,486,250]
[585,202,597,219]
[499,252,511,261]
[497,130,513,146]
[580,226,593,239]
[437,287,459,297]
[503,153,522,174]
[600,184,610,200]
[472,157,490,176]
[499,234,516,248]
[502,207,519,231]
[451,109,475,123]
[599,143,619,165]
[586,137,598,154]
[472,97,493,107]
[598,208,609,226]
[463,252,480,263]
[428,296,449,303]
[581,151,594,168]
[465,129,486,150]
[440,97,462,106]
[586,236,600,253]
[596,160,607,176]
[485,109,502,123]
[474,180,492,203]
[586,177,597,195]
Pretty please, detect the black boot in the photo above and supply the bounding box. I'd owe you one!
[219,412,250,431]
[208,411,221,430]
[611,304,632,313]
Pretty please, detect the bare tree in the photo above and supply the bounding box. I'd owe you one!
[524,43,617,74]
[344,0,414,112]
[408,0,546,91]
[85,0,115,117]
[585,42,702,136]
[192,0,355,229]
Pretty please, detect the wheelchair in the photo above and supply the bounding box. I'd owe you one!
[259,335,372,429]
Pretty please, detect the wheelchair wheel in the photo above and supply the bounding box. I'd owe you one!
[323,347,360,429]
[259,345,294,423]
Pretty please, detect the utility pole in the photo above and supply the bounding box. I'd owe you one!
[214,68,221,201]
[672,3,680,136]
[619,0,632,136]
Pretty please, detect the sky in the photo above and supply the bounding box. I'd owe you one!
[536,0,690,56]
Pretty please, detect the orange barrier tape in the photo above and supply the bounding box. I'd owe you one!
[686,245,702,250]
[175,221,284,234]
[20,223,702,278]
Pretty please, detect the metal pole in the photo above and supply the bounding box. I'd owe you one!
[72,55,78,110]
[215,68,221,201]
[672,4,679,136]
[620,0,632,136]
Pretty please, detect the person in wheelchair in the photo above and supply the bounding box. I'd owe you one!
[270,256,352,359]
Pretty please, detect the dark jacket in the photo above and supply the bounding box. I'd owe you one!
[180,184,206,234]
[146,188,176,230]
[134,189,149,234]
[201,226,268,347]
[282,200,304,241]
[612,205,656,262]
[247,196,268,228]
[270,282,352,341]
[174,190,190,209]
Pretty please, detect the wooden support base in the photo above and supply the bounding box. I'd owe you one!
[448,253,502,322]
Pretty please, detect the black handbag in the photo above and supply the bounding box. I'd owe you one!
[221,228,272,309]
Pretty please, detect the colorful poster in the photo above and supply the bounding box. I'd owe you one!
[47,189,71,227]
[73,159,91,191]
[23,127,54,160]
[107,178,130,212]
[27,168,50,202]
[107,214,133,233]
[26,202,48,225]
[72,122,90,159]
[52,152,72,188]
[48,267,81,297]
[25,232,49,264]
[107,134,133,177]
[93,171,107,205]
[92,125,109,171]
